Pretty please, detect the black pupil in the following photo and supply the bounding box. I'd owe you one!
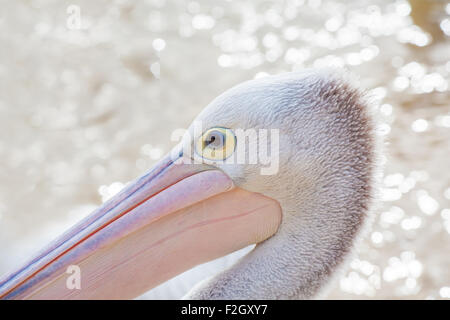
[205,131,224,149]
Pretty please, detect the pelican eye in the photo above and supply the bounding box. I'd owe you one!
[195,127,236,161]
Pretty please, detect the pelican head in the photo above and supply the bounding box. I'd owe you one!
[0,68,377,300]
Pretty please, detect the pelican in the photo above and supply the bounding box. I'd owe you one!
[0,68,378,300]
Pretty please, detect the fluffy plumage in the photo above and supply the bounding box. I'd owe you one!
[183,68,379,299]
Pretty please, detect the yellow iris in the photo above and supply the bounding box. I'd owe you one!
[195,127,236,161]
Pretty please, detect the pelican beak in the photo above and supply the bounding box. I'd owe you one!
[0,147,281,300]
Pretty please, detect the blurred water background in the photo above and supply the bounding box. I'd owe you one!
[0,0,449,299]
